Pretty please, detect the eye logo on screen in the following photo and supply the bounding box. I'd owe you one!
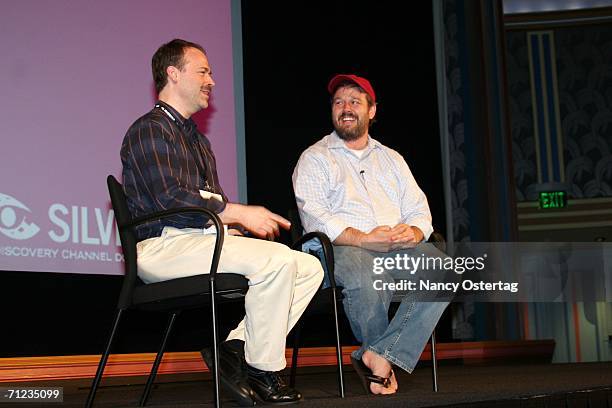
[0,193,40,240]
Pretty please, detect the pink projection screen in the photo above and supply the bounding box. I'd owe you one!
[0,1,240,275]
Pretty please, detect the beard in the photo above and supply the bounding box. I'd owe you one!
[333,113,369,142]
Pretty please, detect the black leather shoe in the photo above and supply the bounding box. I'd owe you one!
[201,340,255,406]
[247,367,302,405]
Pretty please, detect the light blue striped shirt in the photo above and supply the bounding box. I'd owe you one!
[292,131,433,244]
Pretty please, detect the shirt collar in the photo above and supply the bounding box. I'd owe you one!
[155,100,197,135]
[328,131,381,155]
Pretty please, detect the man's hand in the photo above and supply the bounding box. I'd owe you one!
[334,224,424,252]
[219,203,291,240]
[359,226,395,252]
[388,224,423,250]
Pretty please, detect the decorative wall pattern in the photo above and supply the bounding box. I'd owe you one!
[443,0,475,340]
[507,24,612,200]
[444,0,471,242]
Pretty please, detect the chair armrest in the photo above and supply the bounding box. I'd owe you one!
[427,231,446,252]
[291,231,339,290]
[124,207,221,231]
[122,207,224,279]
[428,231,445,243]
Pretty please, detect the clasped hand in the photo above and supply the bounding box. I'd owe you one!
[360,224,421,252]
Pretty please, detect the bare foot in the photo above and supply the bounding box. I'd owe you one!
[362,350,398,395]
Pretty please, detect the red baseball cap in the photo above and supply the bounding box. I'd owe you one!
[327,74,376,103]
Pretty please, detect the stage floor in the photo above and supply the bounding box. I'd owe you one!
[8,361,612,407]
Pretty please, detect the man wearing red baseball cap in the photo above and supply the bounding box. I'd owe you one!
[292,74,449,395]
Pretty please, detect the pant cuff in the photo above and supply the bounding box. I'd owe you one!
[225,331,245,342]
[245,357,287,372]
[367,345,415,374]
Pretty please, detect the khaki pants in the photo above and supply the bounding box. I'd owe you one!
[137,227,324,371]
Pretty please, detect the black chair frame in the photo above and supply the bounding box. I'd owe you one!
[288,216,442,395]
[289,230,345,397]
[85,176,248,408]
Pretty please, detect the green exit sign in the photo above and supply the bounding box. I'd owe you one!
[539,191,567,209]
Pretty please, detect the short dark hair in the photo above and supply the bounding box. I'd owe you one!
[152,39,206,94]
[329,80,375,107]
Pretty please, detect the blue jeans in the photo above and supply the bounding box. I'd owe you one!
[329,243,450,373]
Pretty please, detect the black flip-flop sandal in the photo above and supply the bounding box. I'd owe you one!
[350,356,393,395]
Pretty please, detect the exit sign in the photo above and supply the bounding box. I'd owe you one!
[539,191,567,209]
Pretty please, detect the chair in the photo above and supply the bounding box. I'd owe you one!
[85,176,249,408]
[288,209,443,394]
[288,209,345,397]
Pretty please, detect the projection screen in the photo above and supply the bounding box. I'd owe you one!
[0,0,243,275]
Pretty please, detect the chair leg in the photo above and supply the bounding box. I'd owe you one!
[210,279,221,408]
[85,309,124,408]
[330,289,345,398]
[289,323,302,388]
[430,330,438,392]
[139,312,179,407]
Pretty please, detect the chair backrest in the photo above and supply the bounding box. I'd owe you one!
[287,207,304,244]
[107,175,132,227]
[107,175,140,309]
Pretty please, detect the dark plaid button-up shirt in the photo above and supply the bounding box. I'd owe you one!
[120,101,227,240]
